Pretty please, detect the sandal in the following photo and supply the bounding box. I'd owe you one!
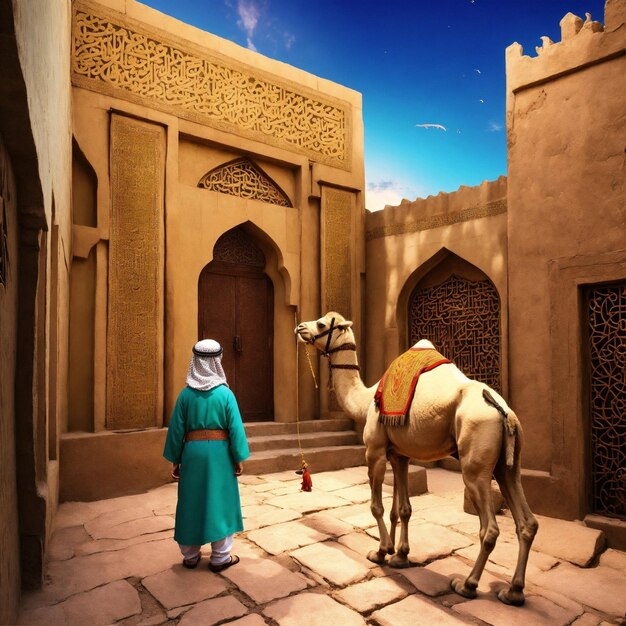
[182,554,201,569]
[208,554,240,573]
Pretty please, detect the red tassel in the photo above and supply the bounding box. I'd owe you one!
[301,467,312,492]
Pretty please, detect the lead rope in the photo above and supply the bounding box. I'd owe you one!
[295,312,313,491]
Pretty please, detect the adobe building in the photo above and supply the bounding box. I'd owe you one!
[0,0,623,621]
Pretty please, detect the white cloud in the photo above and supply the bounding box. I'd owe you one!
[284,33,295,50]
[366,185,404,212]
[488,121,503,132]
[237,0,260,49]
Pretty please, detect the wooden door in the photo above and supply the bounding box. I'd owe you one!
[198,262,274,421]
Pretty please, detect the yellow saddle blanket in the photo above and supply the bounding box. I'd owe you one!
[374,348,450,426]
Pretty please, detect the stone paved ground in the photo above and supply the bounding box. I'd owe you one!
[17,468,626,626]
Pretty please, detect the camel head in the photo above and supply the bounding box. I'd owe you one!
[295,312,354,355]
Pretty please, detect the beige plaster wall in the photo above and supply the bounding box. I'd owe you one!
[365,178,508,387]
[506,1,626,518]
[9,0,73,588]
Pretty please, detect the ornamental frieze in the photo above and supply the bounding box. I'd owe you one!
[365,199,507,240]
[72,2,350,169]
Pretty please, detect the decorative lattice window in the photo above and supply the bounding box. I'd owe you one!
[198,158,292,207]
[213,228,265,268]
[409,274,501,392]
[587,282,626,520]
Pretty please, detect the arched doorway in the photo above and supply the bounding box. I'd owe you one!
[198,227,274,421]
[408,258,501,392]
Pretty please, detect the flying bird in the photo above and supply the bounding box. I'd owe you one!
[415,123,447,131]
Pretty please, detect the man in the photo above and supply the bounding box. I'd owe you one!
[164,339,250,571]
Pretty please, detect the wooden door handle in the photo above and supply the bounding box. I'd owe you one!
[233,335,243,353]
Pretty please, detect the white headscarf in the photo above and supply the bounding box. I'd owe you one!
[186,339,229,391]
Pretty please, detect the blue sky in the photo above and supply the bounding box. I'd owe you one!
[141,0,607,210]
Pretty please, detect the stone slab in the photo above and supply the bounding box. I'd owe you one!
[531,562,626,617]
[532,515,605,566]
[399,555,504,597]
[250,481,285,493]
[221,556,309,604]
[571,613,603,626]
[267,491,352,513]
[453,593,583,626]
[599,547,626,573]
[19,580,140,626]
[290,541,373,586]
[299,512,354,537]
[456,539,559,579]
[48,525,92,561]
[330,484,373,503]
[334,575,411,612]
[84,506,155,538]
[36,538,181,604]
[418,503,479,527]
[371,594,469,626]
[367,521,473,564]
[178,596,248,626]
[247,520,330,554]
[228,615,268,626]
[75,529,173,556]
[242,504,301,530]
[263,592,366,626]
[337,531,380,559]
[142,565,228,609]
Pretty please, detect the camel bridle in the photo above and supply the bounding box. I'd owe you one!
[306,316,360,374]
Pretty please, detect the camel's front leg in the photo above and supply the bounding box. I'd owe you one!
[388,453,411,568]
[366,445,394,564]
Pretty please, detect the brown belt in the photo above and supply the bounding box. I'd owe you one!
[184,429,228,442]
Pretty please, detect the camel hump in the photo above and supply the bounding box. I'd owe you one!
[412,339,436,350]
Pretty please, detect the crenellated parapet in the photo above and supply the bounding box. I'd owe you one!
[505,0,625,99]
[365,176,507,240]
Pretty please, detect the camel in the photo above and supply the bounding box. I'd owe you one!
[295,312,538,606]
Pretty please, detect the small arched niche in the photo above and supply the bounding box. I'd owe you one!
[400,250,502,392]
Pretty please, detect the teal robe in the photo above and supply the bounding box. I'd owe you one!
[163,385,250,545]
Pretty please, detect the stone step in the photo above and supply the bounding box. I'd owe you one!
[245,444,366,475]
[248,430,359,453]
[243,418,355,437]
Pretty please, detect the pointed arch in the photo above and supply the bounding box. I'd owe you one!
[198,157,292,207]
[399,249,502,392]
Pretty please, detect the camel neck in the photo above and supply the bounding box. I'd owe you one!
[327,346,373,423]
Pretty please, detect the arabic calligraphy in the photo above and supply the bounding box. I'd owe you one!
[72,5,349,168]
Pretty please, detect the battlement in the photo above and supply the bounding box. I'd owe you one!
[365,176,507,241]
[506,0,625,95]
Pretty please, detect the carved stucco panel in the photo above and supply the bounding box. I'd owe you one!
[72,2,351,169]
[106,114,165,429]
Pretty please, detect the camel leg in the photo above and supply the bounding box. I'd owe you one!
[493,460,538,606]
[388,453,411,568]
[451,468,500,599]
[366,444,394,564]
[389,473,399,550]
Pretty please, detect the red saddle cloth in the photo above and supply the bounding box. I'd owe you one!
[374,348,451,426]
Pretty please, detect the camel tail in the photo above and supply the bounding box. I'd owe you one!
[482,389,517,469]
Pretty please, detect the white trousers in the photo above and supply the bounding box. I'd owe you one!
[179,534,233,565]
